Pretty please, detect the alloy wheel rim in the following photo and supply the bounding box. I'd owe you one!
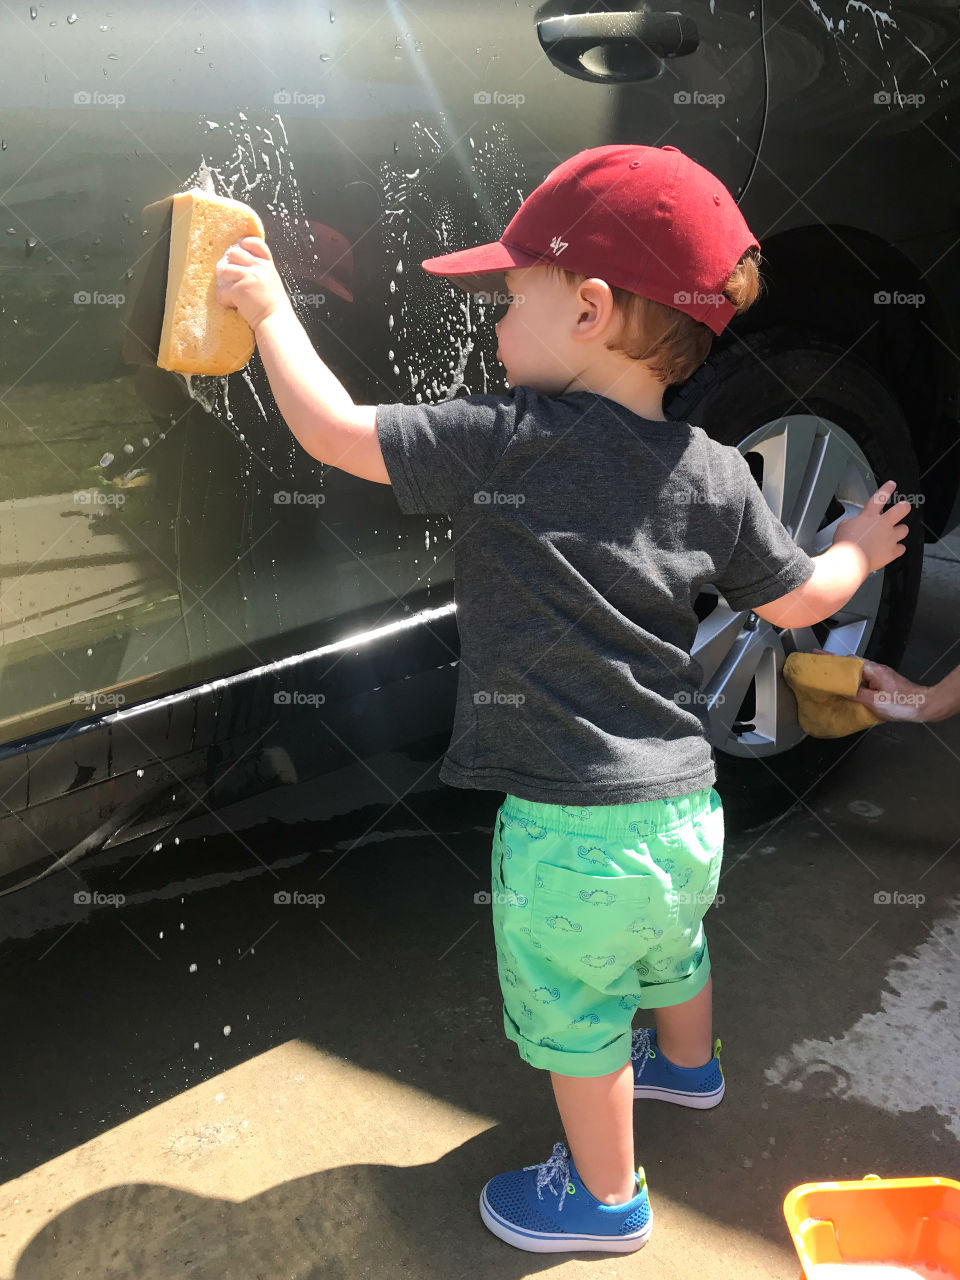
[693,414,883,758]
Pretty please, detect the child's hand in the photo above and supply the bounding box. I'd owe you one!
[830,479,911,574]
[216,235,291,331]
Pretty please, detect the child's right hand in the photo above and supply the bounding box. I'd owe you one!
[830,479,912,573]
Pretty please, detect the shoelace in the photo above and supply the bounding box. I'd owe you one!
[524,1141,573,1213]
[631,1027,655,1082]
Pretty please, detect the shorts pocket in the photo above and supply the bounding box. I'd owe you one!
[530,861,678,991]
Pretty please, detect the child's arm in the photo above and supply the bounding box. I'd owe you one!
[215,235,390,484]
[752,480,911,628]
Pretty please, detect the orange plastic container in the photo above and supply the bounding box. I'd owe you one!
[784,1174,960,1277]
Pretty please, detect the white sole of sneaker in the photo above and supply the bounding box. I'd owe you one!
[479,1191,653,1253]
[633,1081,724,1107]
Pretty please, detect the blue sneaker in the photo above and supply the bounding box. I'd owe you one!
[479,1141,652,1253]
[631,1027,724,1107]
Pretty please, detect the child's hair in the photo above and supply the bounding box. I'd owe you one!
[546,247,762,386]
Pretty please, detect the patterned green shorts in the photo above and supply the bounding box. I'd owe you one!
[491,787,724,1077]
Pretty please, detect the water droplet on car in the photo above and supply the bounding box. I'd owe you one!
[67,12,78,22]
[30,4,37,16]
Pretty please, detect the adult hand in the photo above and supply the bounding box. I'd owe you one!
[810,648,933,722]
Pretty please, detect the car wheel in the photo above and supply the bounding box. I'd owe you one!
[664,325,925,826]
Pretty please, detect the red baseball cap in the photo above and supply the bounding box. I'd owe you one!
[421,143,760,336]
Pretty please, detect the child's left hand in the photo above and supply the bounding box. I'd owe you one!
[216,235,291,332]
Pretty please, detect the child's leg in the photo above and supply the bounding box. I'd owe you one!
[653,972,713,1067]
[550,1061,636,1204]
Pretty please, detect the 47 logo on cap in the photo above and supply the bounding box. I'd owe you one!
[549,234,569,255]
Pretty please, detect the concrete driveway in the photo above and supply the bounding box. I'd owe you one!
[1,531,957,1279]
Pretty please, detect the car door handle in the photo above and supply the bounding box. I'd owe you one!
[537,9,699,83]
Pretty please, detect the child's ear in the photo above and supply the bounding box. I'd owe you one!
[571,278,615,341]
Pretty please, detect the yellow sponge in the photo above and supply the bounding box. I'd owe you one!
[156,188,264,375]
[782,652,882,738]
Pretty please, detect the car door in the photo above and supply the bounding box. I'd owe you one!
[0,0,764,745]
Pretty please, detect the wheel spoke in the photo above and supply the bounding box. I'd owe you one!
[749,416,818,529]
[690,599,748,686]
[708,624,782,744]
[790,428,861,548]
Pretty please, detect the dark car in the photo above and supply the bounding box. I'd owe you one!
[1,0,958,892]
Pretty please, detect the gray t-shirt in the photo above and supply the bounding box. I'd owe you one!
[375,386,815,805]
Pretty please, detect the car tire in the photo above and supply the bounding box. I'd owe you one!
[663,325,925,828]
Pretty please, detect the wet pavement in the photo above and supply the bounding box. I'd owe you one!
[1,530,958,1279]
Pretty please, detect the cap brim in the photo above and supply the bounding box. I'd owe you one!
[421,239,545,296]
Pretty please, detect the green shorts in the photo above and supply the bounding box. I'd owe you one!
[491,787,724,1077]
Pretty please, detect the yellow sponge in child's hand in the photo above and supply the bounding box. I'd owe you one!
[782,652,882,738]
[157,188,264,376]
